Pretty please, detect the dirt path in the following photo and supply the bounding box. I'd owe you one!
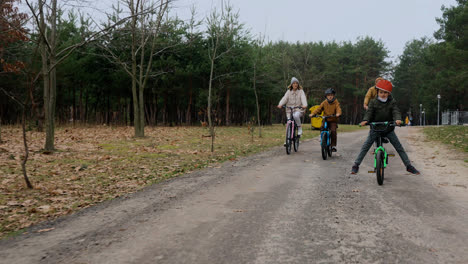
[0,128,467,264]
[404,127,468,206]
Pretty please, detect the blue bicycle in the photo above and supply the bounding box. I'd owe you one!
[314,115,335,160]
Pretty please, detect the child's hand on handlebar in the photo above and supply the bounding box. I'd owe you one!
[336,114,341,117]
[360,121,368,126]
[277,105,282,109]
[395,120,402,126]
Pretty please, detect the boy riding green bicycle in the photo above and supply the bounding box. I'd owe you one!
[351,79,420,175]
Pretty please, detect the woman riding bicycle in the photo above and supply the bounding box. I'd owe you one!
[351,79,420,175]
[277,77,307,136]
[309,88,342,152]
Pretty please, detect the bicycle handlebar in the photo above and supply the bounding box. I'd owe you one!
[282,106,304,110]
[311,115,336,119]
[359,121,406,130]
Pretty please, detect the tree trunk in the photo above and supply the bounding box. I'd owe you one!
[208,54,216,152]
[106,91,110,125]
[253,63,262,137]
[186,76,193,125]
[72,83,76,126]
[130,0,143,137]
[21,108,33,189]
[163,91,168,125]
[84,90,89,122]
[225,84,230,126]
[138,84,145,135]
[42,0,57,152]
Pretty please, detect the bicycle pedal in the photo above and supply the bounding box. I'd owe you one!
[368,170,375,173]
[388,154,395,157]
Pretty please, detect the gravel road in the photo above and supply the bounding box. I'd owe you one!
[1,128,467,264]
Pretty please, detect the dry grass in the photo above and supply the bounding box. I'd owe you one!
[0,124,361,238]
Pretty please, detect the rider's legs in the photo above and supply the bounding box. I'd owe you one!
[385,130,411,167]
[329,122,338,147]
[354,130,379,166]
[292,111,303,135]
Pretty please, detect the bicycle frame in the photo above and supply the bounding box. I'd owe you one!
[313,115,335,160]
[320,120,331,147]
[369,121,395,168]
[286,118,296,141]
[318,115,335,146]
[374,145,388,168]
[285,106,300,139]
[283,106,302,154]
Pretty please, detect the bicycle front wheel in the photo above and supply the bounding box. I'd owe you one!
[376,150,385,185]
[285,123,292,155]
[294,127,299,152]
[321,133,328,160]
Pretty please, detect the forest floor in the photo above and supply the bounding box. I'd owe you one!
[0,124,363,238]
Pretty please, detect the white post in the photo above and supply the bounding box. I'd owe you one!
[420,104,422,126]
[423,109,426,126]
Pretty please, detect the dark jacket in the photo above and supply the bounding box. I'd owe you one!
[363,97,401,132]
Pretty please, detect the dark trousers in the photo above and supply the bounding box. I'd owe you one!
[322,121,338,147]
[354,130,411,167]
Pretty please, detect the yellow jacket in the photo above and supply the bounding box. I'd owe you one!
[364,86,378,106]
[311,99,342,123]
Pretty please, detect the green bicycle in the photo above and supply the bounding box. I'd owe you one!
[364,121,404,185]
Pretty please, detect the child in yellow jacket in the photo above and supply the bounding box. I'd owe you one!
[363,77,384,110]
[309,88,342,152]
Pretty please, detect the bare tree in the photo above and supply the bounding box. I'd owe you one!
[205,1,242,152]
[0,87,33,188]
[251,34,266,138]
[25,0,155,150]
[185,6,202,125]
[101,0,171,137]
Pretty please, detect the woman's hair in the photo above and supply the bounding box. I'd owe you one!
[288,83,303,90]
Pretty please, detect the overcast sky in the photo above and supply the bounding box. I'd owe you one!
[26,0,456,61]
[168,0,457,60]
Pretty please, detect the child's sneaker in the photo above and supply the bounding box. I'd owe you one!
[406,165,420,175]
[332,146,337,152]
[298,126,303,135]
[351,163,359,174]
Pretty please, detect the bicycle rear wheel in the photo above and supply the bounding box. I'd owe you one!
[293,127,299,152]
[321,133,328,160]
[285,123,292,155]
[376,150,385,185]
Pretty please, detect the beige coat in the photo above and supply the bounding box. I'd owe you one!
[278,86,308,114]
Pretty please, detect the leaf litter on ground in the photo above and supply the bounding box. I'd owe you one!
[0,124,365,237]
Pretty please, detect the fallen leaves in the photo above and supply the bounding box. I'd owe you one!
[36,205,52,213]
[0,125,319,238]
